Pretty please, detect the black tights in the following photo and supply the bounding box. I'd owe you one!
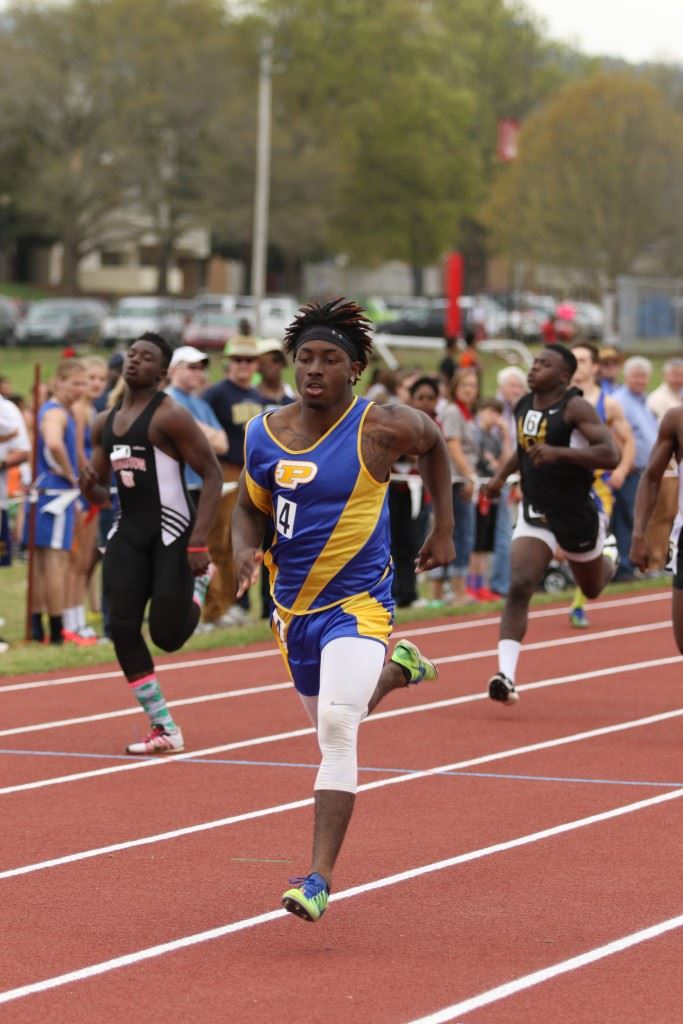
[104,529,198,681]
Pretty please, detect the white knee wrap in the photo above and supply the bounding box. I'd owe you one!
[315,700,362,794]
[313,636,386,794]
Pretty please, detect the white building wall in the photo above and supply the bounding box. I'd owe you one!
[302,259,442,300]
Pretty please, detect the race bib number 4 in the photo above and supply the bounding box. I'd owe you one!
[276,495,297,538]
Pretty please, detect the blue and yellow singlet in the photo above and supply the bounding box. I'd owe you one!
[592,388,614,519]
[244,395,391,616]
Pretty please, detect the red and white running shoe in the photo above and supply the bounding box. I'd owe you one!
[126,725,185,756]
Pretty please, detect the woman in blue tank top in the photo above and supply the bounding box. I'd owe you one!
[28,358,87,645]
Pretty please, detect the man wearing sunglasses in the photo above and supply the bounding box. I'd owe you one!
[202,333,266,628]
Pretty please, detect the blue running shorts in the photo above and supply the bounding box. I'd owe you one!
[271,575,394,696]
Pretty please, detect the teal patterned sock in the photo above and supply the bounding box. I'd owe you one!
[129,674,178,733]
[193,564,215,609]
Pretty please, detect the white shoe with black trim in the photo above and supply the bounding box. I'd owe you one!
[488,672,519,704]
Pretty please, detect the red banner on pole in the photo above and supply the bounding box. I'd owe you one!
[444,252,463,339]
[497,119,520,161]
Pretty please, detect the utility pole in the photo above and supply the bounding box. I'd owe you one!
[251,34,273,336]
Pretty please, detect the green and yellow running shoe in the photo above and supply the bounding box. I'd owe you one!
[569,606,590,629]
[282,872,329,922]
[391,638,438,684]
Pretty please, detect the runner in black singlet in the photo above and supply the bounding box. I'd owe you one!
[80,333,222,755]
[484,345,619,705]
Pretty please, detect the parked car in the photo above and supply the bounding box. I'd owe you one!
[377,299,447,337]
[190,294,298,338]
[100,296,186,348]
[234,295,300,338]
[182,310,242,352]
[377,295,507,339]
[192,293,237,316]
[14,299,106,347]
[507,294,556,341]
[573,301,604,340]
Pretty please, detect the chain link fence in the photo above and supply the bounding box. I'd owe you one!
[615,275,683,351]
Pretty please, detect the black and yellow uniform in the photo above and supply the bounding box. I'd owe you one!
[515,387,598,554]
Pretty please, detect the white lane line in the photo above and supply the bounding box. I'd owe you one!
[1,653,681,796]
[406,913,683,1023]
[0,591,669,695]
[0,682,292,738]
[1,783,681,1006]
[2,702,682,879]
[0,620,672,739]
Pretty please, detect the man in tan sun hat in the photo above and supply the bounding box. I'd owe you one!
[596,345,622,394]
[256,337,296,410]
[201,331,265,628]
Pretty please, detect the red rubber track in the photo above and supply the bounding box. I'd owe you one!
[0,588,681,1023]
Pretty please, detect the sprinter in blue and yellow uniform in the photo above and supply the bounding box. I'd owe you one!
[233,298,455,922]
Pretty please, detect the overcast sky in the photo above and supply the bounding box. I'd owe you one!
[524,0,683,65]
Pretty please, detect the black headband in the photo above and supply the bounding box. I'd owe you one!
[294,326,358,361]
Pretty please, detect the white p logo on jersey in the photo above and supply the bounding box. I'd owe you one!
[274,460,318,490]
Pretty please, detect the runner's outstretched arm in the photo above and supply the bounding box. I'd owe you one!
[233,472,268,598]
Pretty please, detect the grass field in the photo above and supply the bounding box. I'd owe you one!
[0,551,669,677]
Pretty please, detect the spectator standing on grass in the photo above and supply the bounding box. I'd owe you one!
[565,342,635,628]
[0,394,30,653]
[439,337,458,386]
[647,358,683,421]
[256,338,296,408]
[611,357,659,580]
[429,368,478,606]
[489,366,528,598]
[409,375,440,548]
[596,346,622,394]
[62,356,109,644]
[642,357,683,573]
[166,346,228,509]
[457,328,483,395]
[469,398,512,601]
[201,333,265,628]
[27,359,87,645]
[93,352,124,412]
[79,333,222,755]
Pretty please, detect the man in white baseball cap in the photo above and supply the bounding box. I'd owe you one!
[166,347,227,510]
[202,329,265,627]
[169,345,209,370]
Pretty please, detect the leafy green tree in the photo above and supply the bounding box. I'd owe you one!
[0,0,238,293]
[0,0,132,292]
[482,72,683,289]
[106,0,237,293]
[256,0,479,292]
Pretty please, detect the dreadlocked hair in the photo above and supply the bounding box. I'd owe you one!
[284,298,374,371]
